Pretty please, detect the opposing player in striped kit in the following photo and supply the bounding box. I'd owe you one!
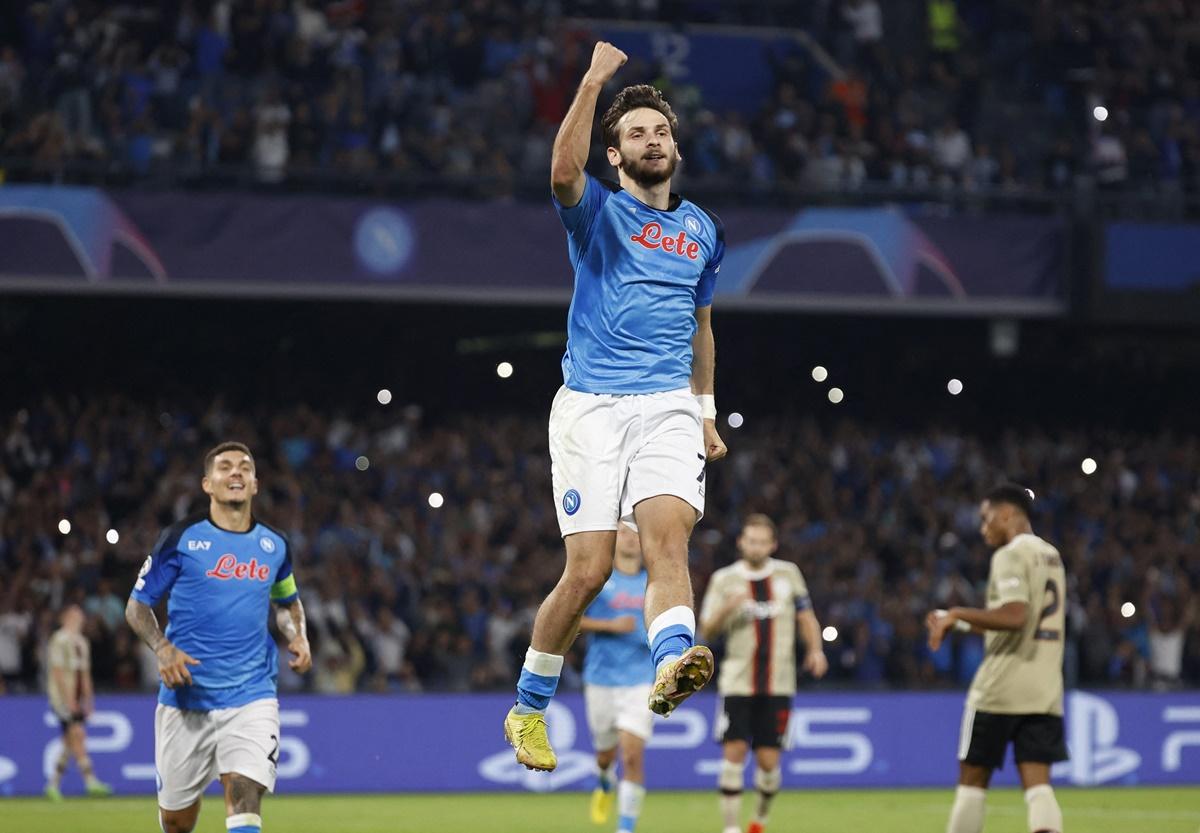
[700,515,828,833]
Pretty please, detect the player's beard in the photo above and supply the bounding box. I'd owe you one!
[621,150,678,188]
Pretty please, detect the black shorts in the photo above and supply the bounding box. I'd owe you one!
[960,708,1068,770]
[718,696,792,750]
[58,711,85,732]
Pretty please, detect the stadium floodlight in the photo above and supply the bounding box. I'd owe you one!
[1081,457,1097,475]
[1120,602,1136,618]
[822,626,838,642]
[811,366,828,382]
[377,389,393,405]
[727,412,744,429]
[1093,105,1109,122]
[828,387,844,404]
[947,378,964,395]
[496,362,514,379]
[58,519,71,535]
[355,455,370,471]
[106,529,120,545]
[428,492,445,509]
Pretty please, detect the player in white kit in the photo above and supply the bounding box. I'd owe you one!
[505,41,728,773]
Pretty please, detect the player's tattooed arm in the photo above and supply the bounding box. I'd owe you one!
[276,598,312,673]
[125,598,200,687]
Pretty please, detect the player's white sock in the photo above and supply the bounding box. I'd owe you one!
[79,755,100,787]
[753,766,782,824]
[226,812,262,833]
[49,747,69,787]
[648,606,695,672]
[947,785,986,833]
[1024,784,1062,833]
[719,759,744,832]
[617,780,645,832]
[597,760,617,792]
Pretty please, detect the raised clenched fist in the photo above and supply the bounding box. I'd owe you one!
[584,41,628,85]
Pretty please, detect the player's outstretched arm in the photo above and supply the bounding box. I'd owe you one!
[125,598,200,687]
[798,610,829,679]
[275,598,312,673]
[692,306,726,461]
[925,602,1028,651]
[551,41,627,207]
[579,615,636,635]
[699,590,748,641]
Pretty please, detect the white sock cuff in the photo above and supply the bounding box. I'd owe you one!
[718,759,744,792]
[754,766,782,793]
[956,785,987,800]
[618,780,646,816]
[226,813,262,830]
[523,647,564,677]
[1024,784,1054,803]
[647,606,696,644]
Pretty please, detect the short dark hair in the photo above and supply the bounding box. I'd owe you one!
[985,483,1034,517]
[741,513,777,538]
[601,84,679,150]
[204,441,254,474]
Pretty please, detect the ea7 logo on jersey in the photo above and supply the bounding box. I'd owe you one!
[187,540,212,551]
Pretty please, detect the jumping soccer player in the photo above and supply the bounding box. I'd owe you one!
[580,525,654,833]
[44,604,113,800]
[125,442,311,833]
[700,514,828,833]
[926,484,1068,833]
[505,40,727,772]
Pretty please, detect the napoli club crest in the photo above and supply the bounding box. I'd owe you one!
[563,489,581,516]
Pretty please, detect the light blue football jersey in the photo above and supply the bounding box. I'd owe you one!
[130,513,298,710]
[583,567,655,687]
[552,174,725,394]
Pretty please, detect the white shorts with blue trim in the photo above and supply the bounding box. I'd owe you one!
[549,386,706,537]
[154,697,279,810]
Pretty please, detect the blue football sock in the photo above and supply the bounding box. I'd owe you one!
[515,648,563,713]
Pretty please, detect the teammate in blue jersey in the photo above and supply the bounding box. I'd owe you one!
[579,525,655,833]
[125,442,311,833]
[507,41,727,772]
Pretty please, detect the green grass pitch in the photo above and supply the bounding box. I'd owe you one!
[3,788,1195,832]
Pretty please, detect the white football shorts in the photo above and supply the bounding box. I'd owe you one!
[585,683,655,750]
[549,386,706,537]
[155,697,279,810]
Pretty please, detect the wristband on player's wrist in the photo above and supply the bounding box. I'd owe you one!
[696,394,716,420]
[952,617,972,633]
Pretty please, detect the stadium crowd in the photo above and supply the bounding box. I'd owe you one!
[0,393,1196,698]
[2,1,1200,195]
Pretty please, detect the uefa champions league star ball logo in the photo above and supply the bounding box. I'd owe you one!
[259,537,276,554]
[563,489,581,516]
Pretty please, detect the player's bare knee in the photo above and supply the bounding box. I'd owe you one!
[958,763,991,789]
[596,748,617,769]
[160,809,198,833]
[566,564,611,599]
